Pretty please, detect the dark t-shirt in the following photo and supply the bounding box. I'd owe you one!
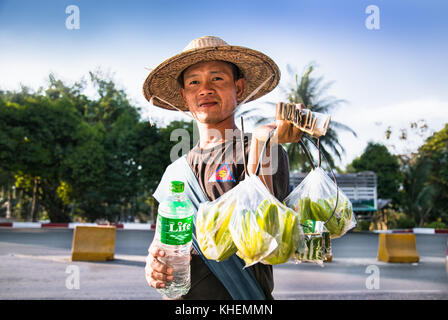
[183,131,290,300]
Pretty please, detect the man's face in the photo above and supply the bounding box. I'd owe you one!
[180,61,245,125]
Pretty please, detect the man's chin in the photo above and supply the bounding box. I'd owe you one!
[197,117,220,125]
[194,113,219,124]
[193,111,236,126]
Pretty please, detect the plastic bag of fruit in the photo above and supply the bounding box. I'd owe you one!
[228,174,302,267]
[284,167,357,239]
[196,189,239,262]
[197,172,303,266]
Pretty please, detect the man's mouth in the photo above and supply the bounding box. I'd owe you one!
[199,101,218,108]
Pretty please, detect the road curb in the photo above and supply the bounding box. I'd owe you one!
[2,223,446,234]
[373,228,448,235]
[0,222,156,230]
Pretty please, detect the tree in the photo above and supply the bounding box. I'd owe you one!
[1,71,196,223]
[238,63,357,171]
[347,142,403,208]
[418,123,448,223]
[0,89,82,221]
[382,120,447,225]
[401,157,436,226]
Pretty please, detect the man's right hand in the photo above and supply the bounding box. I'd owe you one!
[145,243,174,289]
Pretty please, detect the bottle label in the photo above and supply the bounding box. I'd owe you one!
[157,215,193,245]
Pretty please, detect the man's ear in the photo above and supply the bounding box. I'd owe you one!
[180,88,187,105]
[235,78,245,102]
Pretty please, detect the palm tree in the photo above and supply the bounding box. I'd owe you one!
[401,156,436,227]
[237,63,357,172]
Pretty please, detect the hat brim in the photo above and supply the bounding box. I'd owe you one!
[143,45,280,111]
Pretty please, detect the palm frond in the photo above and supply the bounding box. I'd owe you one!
[330,120,358,137]
[239,62,357,171]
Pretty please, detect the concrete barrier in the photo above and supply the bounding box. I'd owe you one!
[71,226,116,261]
[377,233,419,263]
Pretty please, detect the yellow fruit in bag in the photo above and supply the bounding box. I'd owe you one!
[196,200,238,261]
[232,200,279,266]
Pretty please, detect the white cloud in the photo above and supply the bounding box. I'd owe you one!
[332,99,448,168]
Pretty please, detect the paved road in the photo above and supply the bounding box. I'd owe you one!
[0,229,447,300]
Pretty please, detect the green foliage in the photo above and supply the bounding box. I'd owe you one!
[424,220,447,229]
[0,71,183,222]
[395,216,416,229]
[401,156,437,227]
[354,220,371,232]
[384,210,405,230]
[237,63,357,172]
[284,64,356,171]
[418,124,448,224]
[347,142,403,208]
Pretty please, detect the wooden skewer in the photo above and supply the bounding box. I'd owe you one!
[311,117,318,132]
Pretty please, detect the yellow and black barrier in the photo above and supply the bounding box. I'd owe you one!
[377,233,419,263]
[71,225,116,261]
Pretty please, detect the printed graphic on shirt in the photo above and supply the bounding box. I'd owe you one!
[208,163,235,183]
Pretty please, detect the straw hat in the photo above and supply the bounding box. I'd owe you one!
[143,36,281,111]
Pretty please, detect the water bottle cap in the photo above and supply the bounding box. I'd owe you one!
[170,181,184,193]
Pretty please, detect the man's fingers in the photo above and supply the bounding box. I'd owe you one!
[145,266,161,288]
[145,266,174,288]
[148,277,166,289]
[145,242,177,290]
[149,245,166,258]
[151,258,174,275]
[273,120,302,143]
[291,125,303,141]
[151,270,174,282]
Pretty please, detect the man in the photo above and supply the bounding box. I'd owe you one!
[143,36,303,300]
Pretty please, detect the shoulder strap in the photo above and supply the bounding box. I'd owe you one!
[154,155,266,300]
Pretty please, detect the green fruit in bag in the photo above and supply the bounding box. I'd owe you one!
[323,196,354,238]
[233,199,281,266]
[297,195,354,239]
[296,197,312,223]
[262,207,299,265]
[309,200,331,222]
[257,199,280,237]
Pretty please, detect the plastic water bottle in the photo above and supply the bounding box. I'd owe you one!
[155,181,194,299]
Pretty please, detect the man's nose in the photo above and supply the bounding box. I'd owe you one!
[198,81,214,96]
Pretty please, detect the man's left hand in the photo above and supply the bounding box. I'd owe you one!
[253,119,303,145]
[252,103,304,144]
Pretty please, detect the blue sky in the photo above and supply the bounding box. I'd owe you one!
[1,0,447,168]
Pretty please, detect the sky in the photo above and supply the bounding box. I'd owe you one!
[1,0,447,169]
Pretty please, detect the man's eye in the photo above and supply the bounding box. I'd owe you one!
[189,80,199,85]
[212,77,223,81]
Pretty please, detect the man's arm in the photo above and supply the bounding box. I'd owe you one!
[247,136,274,192]
[247,119,303,194]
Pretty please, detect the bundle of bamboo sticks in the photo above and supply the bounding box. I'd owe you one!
[275,102,331,138]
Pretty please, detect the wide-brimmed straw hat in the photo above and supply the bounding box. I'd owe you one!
[143,36,281,111]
